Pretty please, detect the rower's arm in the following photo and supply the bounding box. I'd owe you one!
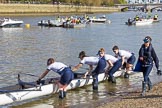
[107,60,113,71]
[72,63,83,72]
[38,69,49,80]
[84,65,93,77]
[88,65,93,73]
[121,56,125,65]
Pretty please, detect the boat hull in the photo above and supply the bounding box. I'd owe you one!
[0,70,137,106]
[0,19,23,28]
[135,19,153,26]
[0,23,23,28]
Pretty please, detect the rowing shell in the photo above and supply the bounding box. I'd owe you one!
[0,70,130,106]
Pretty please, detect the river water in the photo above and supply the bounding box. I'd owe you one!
[0,11,162,108]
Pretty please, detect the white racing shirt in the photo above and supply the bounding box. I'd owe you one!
[47,62,68,74]
[116,50,132,60]
[80,56,99,65]
[104,54,118,63]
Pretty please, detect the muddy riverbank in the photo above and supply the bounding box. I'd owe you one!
[97,82,162,108]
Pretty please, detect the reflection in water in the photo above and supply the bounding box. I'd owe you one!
[2,27,23,33]
[29,104,53,108]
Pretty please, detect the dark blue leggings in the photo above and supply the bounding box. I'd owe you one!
[142,64,153,82]
[108,59,122,78]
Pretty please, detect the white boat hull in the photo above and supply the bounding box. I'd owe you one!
[135,19,153,26]
[0,70,139,106]
[0,18,23,28]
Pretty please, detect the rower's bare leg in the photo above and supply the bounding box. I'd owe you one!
[124,63,133,78]
[59,83,68,99]
[58,83,67,99]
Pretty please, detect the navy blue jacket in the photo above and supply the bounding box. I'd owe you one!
[139,44,159,69]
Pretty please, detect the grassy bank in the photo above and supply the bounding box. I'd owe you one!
[0,4,120,16]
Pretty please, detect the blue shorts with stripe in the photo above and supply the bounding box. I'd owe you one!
[60,67,74,85]
[127,53,136,65]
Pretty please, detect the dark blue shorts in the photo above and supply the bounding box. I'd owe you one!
[60,67,74,85]
[127,54,136,65]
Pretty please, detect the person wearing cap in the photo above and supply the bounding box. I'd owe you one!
[137,36,161,96]
[36,58,74,99]
[72,51,99,78]
[112,45,136,78]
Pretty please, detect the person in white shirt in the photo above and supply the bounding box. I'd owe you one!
[104,51,122,83]
[112,45,136,78]
[72,51,99,78]
[37,58,74,99]
[92,48,107,90]
[72,50,107,90]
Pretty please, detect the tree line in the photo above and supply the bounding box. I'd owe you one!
[1,0,127,6]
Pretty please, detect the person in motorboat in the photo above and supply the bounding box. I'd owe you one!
[37,58,74,99]
[72,51,99,78]
[134,15,139,21]
[153,14,158,20]
[136,36,162,96]
[112,45,136,78]
[100,15,106,19]
[98,48,122,83]
[127,18,133,25]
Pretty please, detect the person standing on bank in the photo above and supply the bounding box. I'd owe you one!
[138,36,161,96]
[112,45,136,78]
[37,58,74,99]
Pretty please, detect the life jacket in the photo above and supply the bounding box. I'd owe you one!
[154,15,158,18]
[140,44,153,66]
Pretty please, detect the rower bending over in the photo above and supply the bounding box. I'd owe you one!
[112,45,136,78]
[36,58,74,99]
[92,48,107,90]
[72,50,106,90]
[72,51,99,78]
[100,48,122,83]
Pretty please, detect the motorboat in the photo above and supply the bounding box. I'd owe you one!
[135,19,153,26]
[0,18,23,28]
[37,20,50,26]
[63,22,86,28]
[38,18,65,27]
[125,18,153,26]
[89,15,111,23]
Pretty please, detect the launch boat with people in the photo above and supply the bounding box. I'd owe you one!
[125,18,153,26]
[0,70,141,106]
